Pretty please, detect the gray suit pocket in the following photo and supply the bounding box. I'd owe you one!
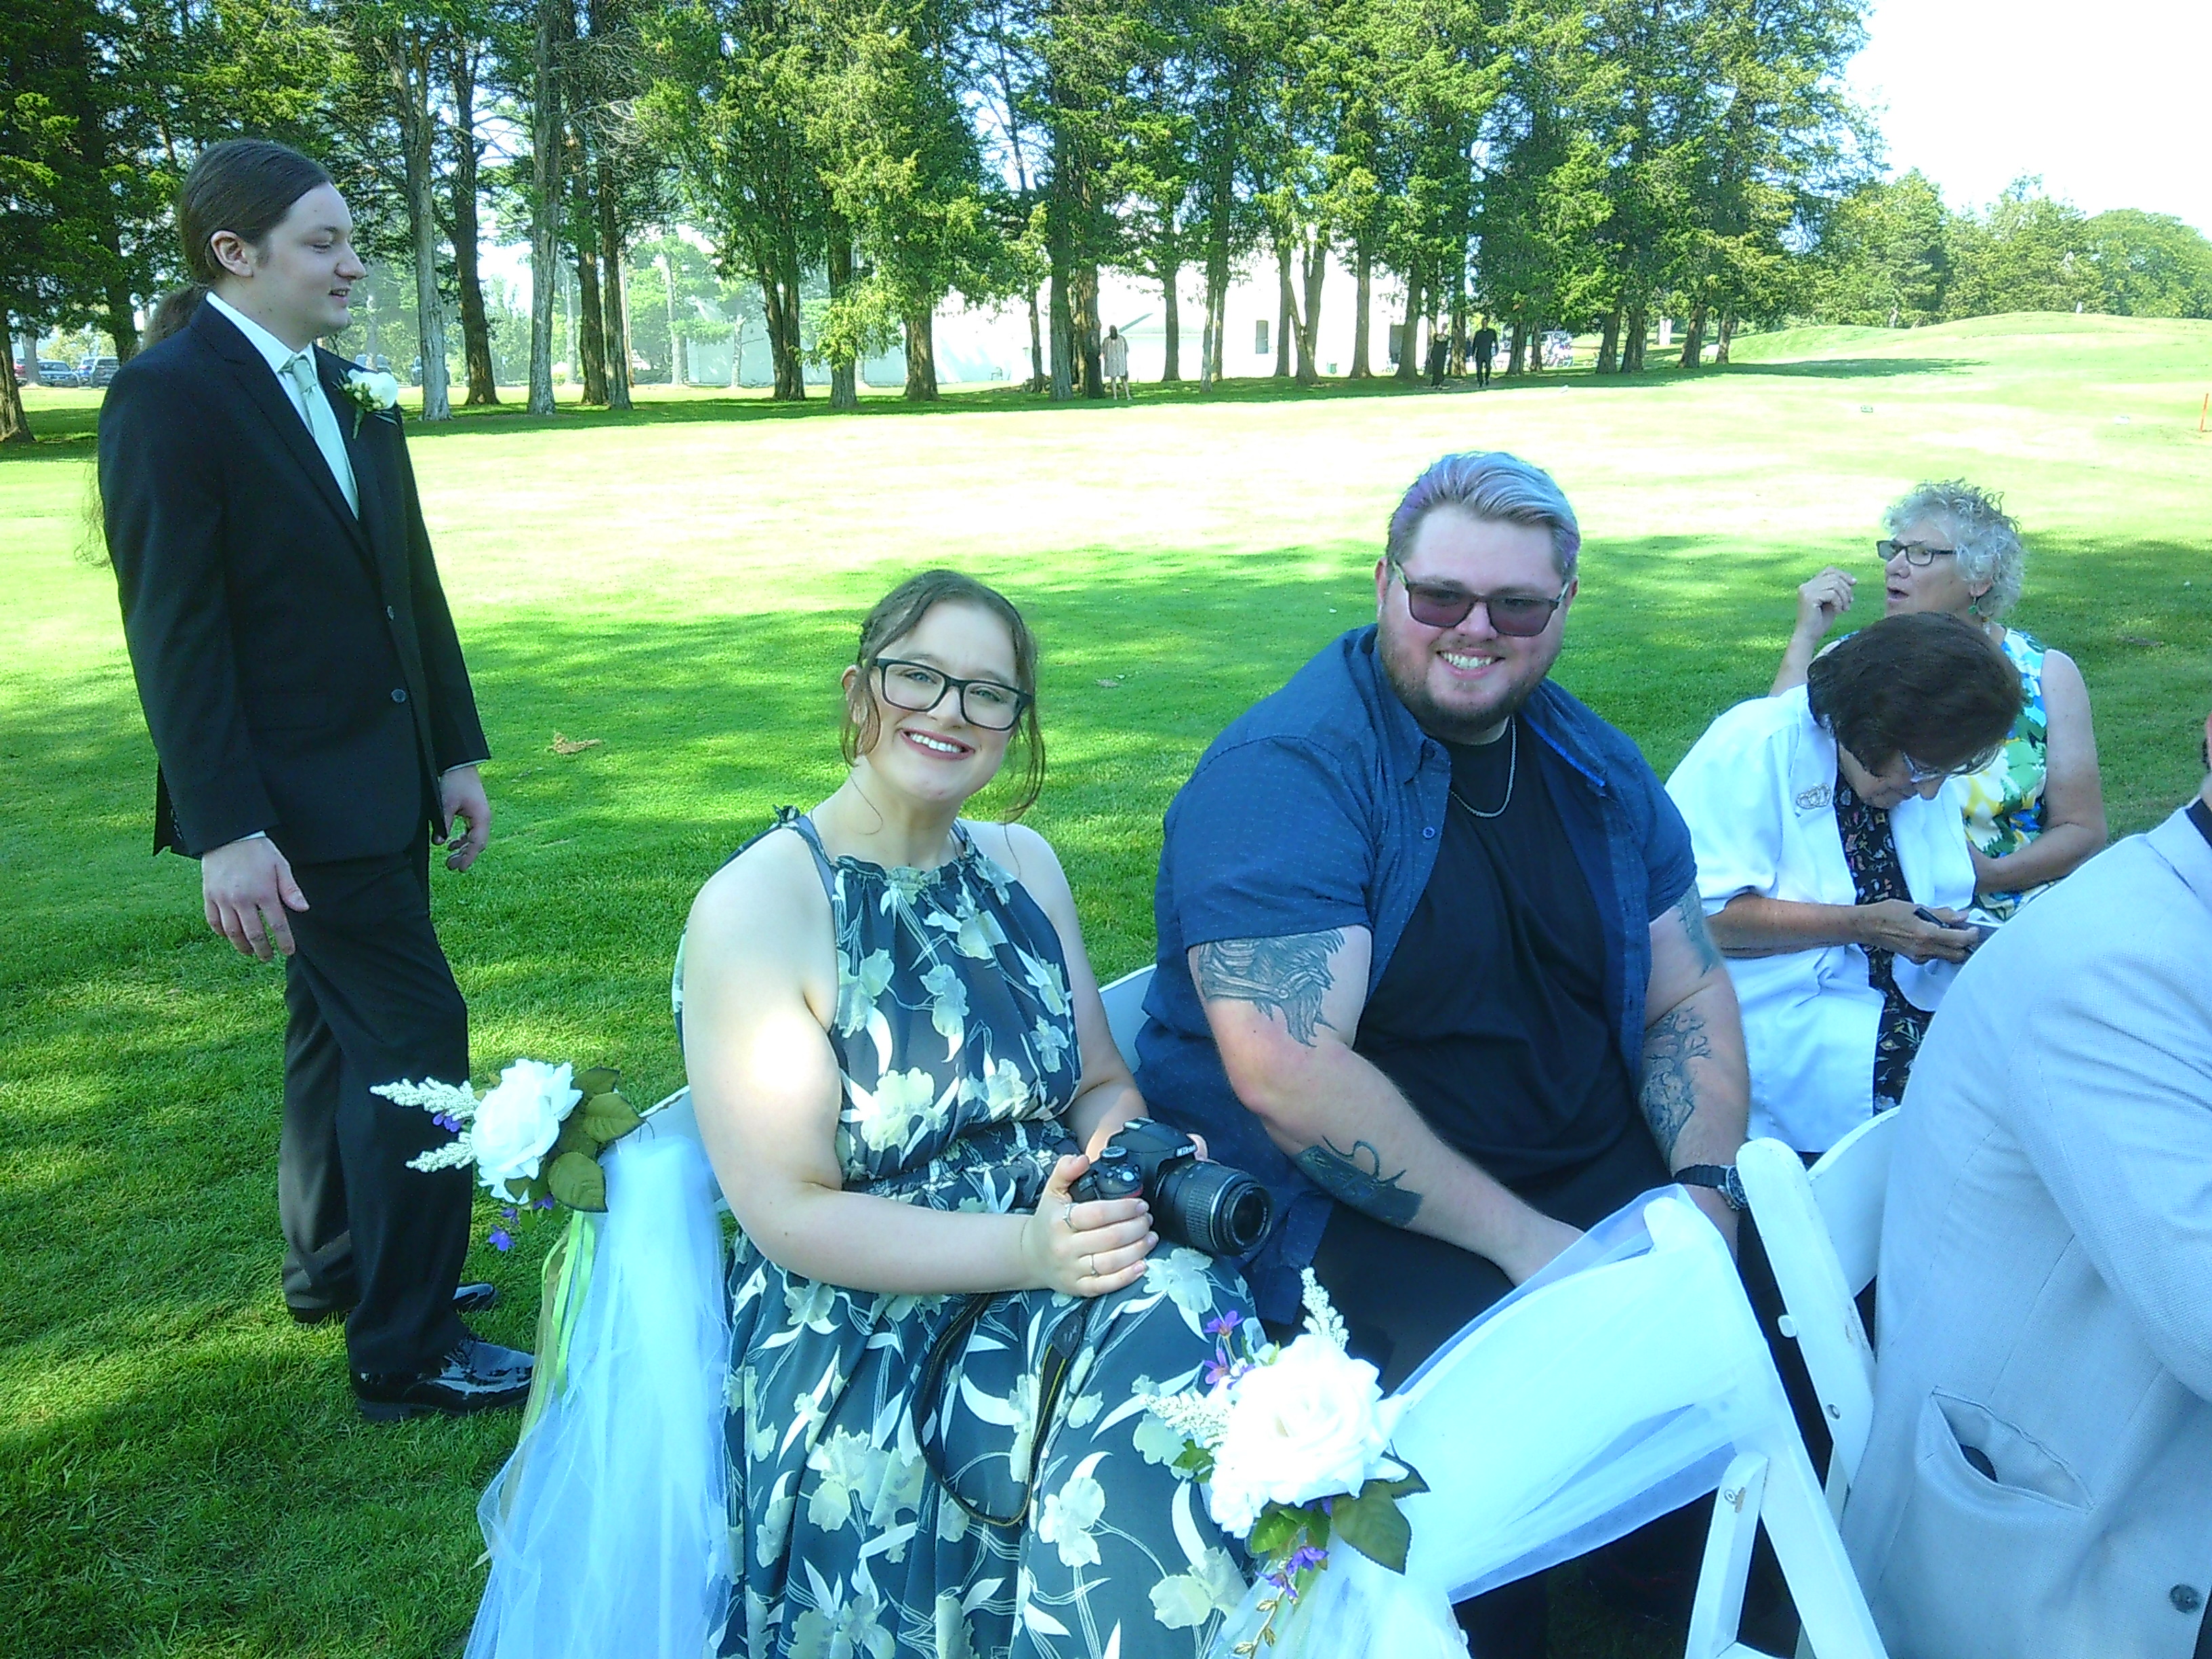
[1875,1392,2092,1658]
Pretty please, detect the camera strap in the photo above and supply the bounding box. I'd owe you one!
[911,1291,1096,1530]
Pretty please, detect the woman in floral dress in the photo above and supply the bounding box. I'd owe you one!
[1769,480,2106,921]
[676,571,1254,1659]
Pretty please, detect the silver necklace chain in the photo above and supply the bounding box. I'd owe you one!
[1448,720,1517,820]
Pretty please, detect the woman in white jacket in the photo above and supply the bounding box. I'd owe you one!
[1667,613,2022,1154]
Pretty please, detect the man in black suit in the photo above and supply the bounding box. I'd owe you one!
[1472,322,1500,388]
[100,139,529,1421]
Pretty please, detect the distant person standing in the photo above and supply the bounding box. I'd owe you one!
[1427,329,1450,389]
[1102,325,1131,402]
[1473,322,1500,388]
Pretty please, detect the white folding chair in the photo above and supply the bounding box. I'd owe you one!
[1097,963,1154,1078]
[1683,1115,1900,1659]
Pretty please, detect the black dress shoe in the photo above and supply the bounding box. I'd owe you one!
[290,1282,501,1326]
[352,1336,534,1422]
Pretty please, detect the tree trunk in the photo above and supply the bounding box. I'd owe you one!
[451,44,497,404]
[1679,301,1707,369]
[1349,242,1372,379]
[576,239,609,405]
[1448,289,1467,375]
[1047,224,1073,401]
[1160,260,1181,382]
[1295,232,1324,384]
[0,333,30,444]
[1507,320,1527,375]
[387,33,451,422]
[1202,214,1231,389]
[596,157,630,411]
[1025,285,1045,392]
[104,282,141,365]
[826,216,858,410]
[1715,308,1737,365]
[1527,320,1544,374]
[527,0,562,415]
[664,255,684,385]
[1273,239,1294,377]
[903,306,939,401]
[1073,262,1103,398]
[1622,300,1647,372]
[1395,270,1424,382]
[1597,306,1621,374]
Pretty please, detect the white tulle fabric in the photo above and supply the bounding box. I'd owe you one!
[1210,1191,1797,1659]
[464,1095,732,1659]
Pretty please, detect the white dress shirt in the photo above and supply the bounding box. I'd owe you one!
[204,291,359,516]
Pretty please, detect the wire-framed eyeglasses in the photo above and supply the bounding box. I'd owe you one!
[873,658,1031,731]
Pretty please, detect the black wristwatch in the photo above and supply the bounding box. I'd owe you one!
[1675,1164,1748,1212]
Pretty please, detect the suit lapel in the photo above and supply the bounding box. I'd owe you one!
[192,306,369,555]
[323,353,397,586]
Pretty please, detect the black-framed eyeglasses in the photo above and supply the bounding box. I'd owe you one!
[1388,558,1571,637]
[1877,539,1957,567]
[873,658,1031,731]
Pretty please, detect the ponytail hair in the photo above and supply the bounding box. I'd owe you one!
[177,139,331,285]
[144,285,207,348]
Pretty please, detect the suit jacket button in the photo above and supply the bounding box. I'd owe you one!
[386,605,396,619]
[390,688,408,703]
[2173,1586,2203,1614]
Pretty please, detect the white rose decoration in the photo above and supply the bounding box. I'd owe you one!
[470,1059,582,1200]
[1203,1334,1402,1536]
[347,367,401,409]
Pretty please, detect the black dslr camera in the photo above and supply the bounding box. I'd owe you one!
[1071,1118,1273,1258]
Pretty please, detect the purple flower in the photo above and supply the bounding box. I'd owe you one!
[1204,1360,1231,1387]
[489,1225,513,1252]
[432,1112,460,1132]
[1204,1310,1243,1338]
[1288,1545,1328,1574]
[537,1196,556,1210]
[500,1206,518,1221]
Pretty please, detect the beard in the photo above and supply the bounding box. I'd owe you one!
[1377,622,1554,745]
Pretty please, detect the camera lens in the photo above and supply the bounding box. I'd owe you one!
[1154,1161,1273,1257]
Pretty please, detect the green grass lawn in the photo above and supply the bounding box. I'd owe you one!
[4,312,2209,1657]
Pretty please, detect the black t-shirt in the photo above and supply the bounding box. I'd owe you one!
[2190,796,2212,853]
[1353,714,1643,1188]
[1472,327,1499,358]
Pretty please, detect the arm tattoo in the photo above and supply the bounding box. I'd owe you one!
[1193,930,1343,1046]
[1639,1000,1714,1162]
[1296,1138,1422,1227]
[1673,886,1724,976]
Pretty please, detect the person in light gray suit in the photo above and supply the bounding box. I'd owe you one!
[1841,708,2212,1659]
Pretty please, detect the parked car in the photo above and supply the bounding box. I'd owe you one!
[82,356,120,387]
[37,359,81,387]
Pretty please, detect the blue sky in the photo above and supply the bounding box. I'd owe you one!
[1849,0,2212,232]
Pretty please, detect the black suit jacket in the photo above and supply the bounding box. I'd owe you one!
[101,302,489,863]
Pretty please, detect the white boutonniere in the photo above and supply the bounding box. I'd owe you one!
[339,368,402,435]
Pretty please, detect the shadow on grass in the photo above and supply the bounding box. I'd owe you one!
[1,346,1982,461]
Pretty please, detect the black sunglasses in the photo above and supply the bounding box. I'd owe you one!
[1389,558,1571,637]
[873,658,1031,731]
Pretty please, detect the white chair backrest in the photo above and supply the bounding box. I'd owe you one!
[1807,1111,1897,1298]
[1098,964,1155,1078]
[1736,1111,1898,1502]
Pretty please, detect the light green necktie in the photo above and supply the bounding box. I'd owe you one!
[282,350,359,517]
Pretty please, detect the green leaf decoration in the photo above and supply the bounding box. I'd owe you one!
[513,1173,550,1207]
[550,1117,596,1160]
[577,1090,643,1145]
[1367,1467,1429,1502]
[572,1067,620,1099]
[1330,1488,1412,1574]
[1172,1443,1215,1480]
[547,1149,608,1212]
[1247,1507,1302,1560]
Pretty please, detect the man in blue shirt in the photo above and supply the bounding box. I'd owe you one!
[1139,451,1753,1649]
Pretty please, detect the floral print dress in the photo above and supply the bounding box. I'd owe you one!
[678,812,1253,1659]
[1959,628,2050,922]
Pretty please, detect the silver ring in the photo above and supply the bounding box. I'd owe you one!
[1063,1200,1076,1228]
[1084,1253,1097,1277]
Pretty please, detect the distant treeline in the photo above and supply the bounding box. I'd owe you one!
[5,0,2208,444]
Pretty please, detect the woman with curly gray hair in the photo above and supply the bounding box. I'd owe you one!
[1770,481,2106,919]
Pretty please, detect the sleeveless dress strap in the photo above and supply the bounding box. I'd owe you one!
[772,807,840,901]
